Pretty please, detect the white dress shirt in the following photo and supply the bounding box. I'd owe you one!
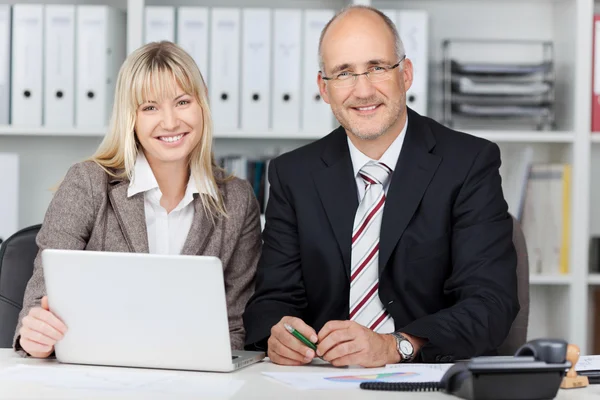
[127,152,202,255]
[347,116,408,201]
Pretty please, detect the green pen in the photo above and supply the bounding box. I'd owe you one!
[284,323,317,351]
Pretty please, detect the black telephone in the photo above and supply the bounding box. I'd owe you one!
[360,339,570,400]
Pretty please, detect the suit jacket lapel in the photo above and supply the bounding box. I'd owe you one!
[108,180,150,253]
[379,109,442,272]
[180,194,215,255]
[313,127,358,280]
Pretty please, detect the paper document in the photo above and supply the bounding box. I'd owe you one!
[456,77,551,96]
[451,93,551,106]
[576,355,600,371]
[455,104,551,118]
[263,363,452,390]
[0,364,244,397]
[451,60,552,76]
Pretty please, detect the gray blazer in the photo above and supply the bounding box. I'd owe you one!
[13,161,262,354]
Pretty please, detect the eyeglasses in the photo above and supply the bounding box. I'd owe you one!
[320,55,406,88]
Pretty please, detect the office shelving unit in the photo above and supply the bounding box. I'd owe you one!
[0,0,596,354]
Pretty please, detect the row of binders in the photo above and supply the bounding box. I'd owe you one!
[144,6,429,133]
[0,4,126,128]
[219,155,270,214]
[0,4,429,132]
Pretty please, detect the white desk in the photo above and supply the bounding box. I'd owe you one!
[0,349,598,399]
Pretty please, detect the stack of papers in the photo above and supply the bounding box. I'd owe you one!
[576,355,600,371]
[0,364,245,397]
[447,58,554,129]
[263,363,453,390]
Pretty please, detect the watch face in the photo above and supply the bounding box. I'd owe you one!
[400,340,413,355]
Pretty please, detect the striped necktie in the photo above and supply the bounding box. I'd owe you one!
[349,161,395,333]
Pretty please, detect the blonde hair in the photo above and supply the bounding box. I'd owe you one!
[89,41,228,220]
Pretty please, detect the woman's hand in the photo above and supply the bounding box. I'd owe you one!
[18,296,67,358]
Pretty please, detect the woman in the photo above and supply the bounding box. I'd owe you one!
[13,41,261,357]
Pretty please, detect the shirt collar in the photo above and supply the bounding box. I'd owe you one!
[347,115,408,178]
[127,151,202,204]
[128,151,159,197]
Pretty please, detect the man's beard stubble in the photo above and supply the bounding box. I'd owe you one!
[332,95,403,141]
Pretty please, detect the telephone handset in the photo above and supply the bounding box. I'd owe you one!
[360,339,571,400]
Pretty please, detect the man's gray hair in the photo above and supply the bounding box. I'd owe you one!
[318,5,406,73]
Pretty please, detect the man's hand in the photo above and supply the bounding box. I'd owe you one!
[19,296,67,358]
[316,320,400,367]
[268,316,318,366]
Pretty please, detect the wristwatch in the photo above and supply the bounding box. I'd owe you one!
[390,332,414,362]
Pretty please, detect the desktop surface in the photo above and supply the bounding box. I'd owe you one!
[0,349,597,400]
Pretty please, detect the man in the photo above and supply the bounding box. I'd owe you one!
[243,5,519,367]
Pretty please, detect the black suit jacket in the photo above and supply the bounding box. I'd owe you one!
[243,108,519,362]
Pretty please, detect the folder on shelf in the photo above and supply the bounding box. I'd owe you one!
[144,6,175,44]
[593,15,600,132]
[176,7,209,86]
[521,164,571,275]
[44,5,75,127]
[397,10,428,116]
[241,8,271,132]
[0,5,10,125]
[210,8,241,131]
[302,10,334,133]
[0,153,19,243]
[498,145,533,220]
[75,6,126,128]
[11,4,43,127]
[272,9,301,132]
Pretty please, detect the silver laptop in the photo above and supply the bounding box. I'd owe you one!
[42,249,265,372]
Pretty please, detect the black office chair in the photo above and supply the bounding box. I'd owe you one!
[498,216,530,355]
[0,224,41,348]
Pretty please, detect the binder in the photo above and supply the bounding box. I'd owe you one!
[302,10,334,133]
[272,9,301,132]
[44,5,75,127]
[75,6,126,128]
[521,164,571,275]
[210,8,241,131]
[593,15,600,132]
[176,7,209,85]
[0,153,19,243]
[11,4,43,127]
[397,11,429,116]
[0,5,10,125]
[241,8,271,131]
[145,6,175,44]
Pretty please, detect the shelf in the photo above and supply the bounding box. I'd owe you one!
[0,126,575,143]
[213,130,324,140]
[591,134,600,143]
[468,130,574,143]
[0,126,106,137]
[588,274,600,285]
[529,274,572,285]
[0,126,325,140]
